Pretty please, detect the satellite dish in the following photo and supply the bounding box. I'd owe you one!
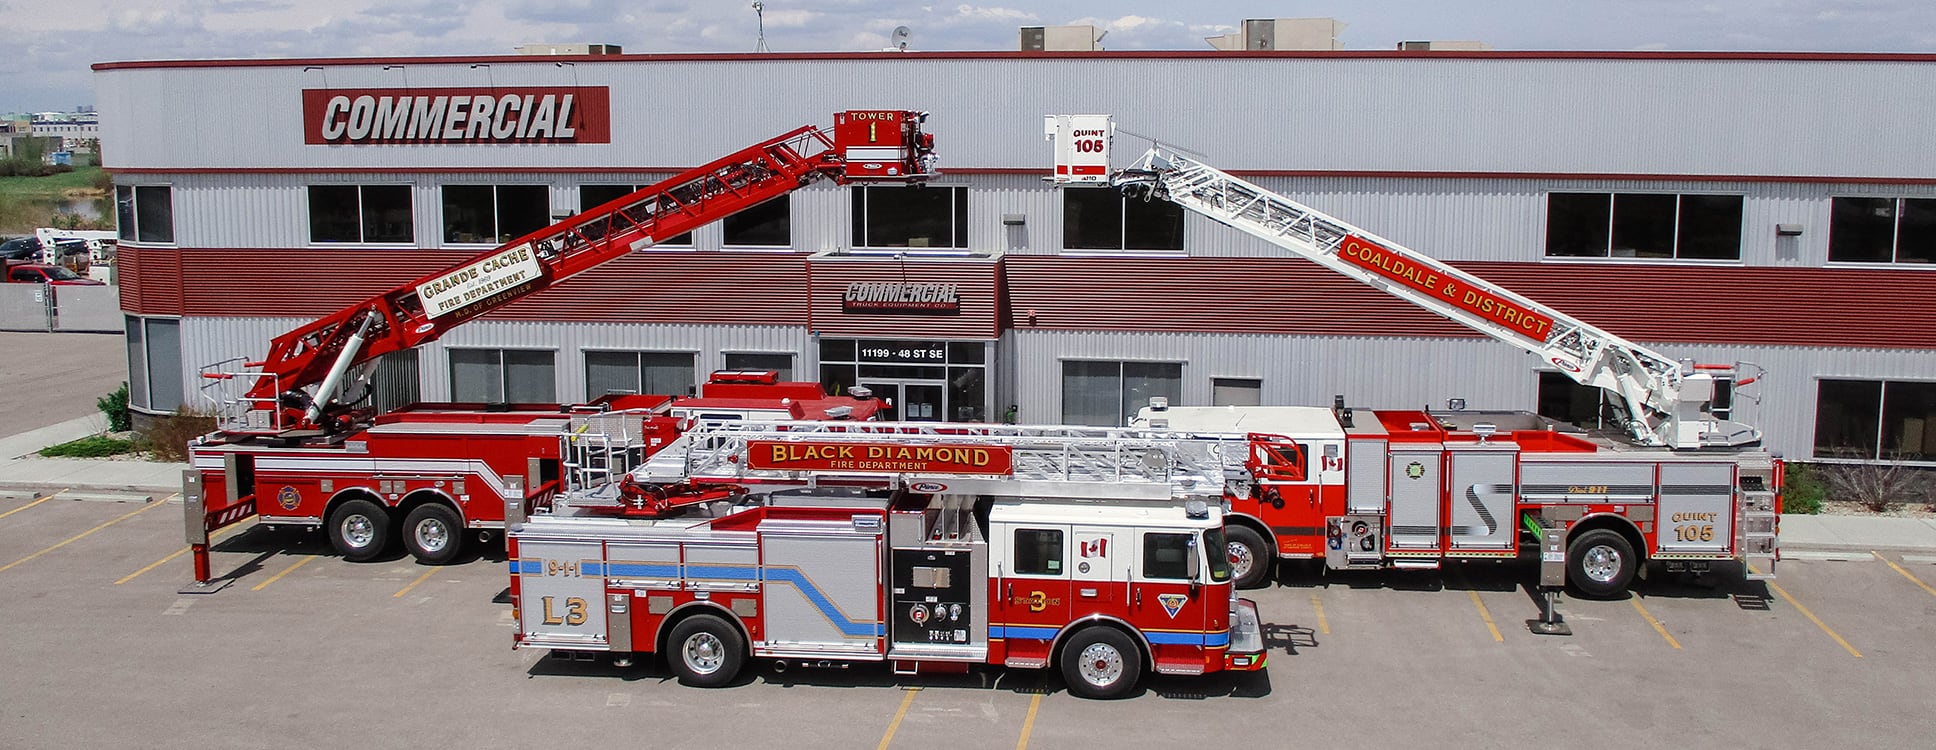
[891,26,911,51]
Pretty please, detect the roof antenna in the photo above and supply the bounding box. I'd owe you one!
[753,2,770,53]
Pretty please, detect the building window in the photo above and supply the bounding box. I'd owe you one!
[1828,197,1936,264]
[1063,189,1184,252]
[585,351,696,398]
[723,195,791,247]
[1142,532,1192,580]
[448,349,555,403]
[1211,377,1262,406]
[722,352,794,381]
[115,185,174,244]
[1814,379,1936,461]
[1013,528,1064,576]
[124,316,182,411]
[1537,371,1615,430]
[443,185,549,244]
[580,184,691,246]
[308,185,413,243]
[852,185,967,250]
[1062,360,1183,427]
[1545,192,1742,260]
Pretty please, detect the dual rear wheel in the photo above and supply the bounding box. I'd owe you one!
[324,499,466,565]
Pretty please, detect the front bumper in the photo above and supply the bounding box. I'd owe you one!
[1223,597,1268,672]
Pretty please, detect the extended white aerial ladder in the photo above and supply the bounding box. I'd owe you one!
[1045,115,1761,450]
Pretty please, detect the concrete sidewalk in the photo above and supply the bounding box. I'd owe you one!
[0,416,1932,554]
[0,415,187,497]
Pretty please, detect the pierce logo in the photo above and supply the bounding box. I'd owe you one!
[910,481,948,493]
[302,87,611,145]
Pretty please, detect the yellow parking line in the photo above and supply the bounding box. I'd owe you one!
[0,496,168,574]
[1630,597,1682,649]
[1759,575,1861,658]
[1310,592,1330,635]
[115,523,249,585]
[1875,551,1936,598]
[251,555,317,592]
[1014,693,1042,750]
[876,686,919,750]
[1467,590,1504,642]
[0,494,55,521]
[394,567,438,598]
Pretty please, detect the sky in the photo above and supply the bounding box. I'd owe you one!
[6,0,1936,112]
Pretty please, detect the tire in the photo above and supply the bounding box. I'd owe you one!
[1059,627,1142,700]
[401,504,465,565]
[1225,525,1273,589]
[666,614,745,688]
[1567,528,1637,599]
[327,498,391,562]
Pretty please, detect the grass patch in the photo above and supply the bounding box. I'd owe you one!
[39,434,137,458]
[0,166,104,199]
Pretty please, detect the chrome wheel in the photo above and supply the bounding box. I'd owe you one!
[682,632,727,675]
[413,517,451,553]
[1076,642,1125,688]
[341,514,376,549]
[1581,544,1622,583]
[1228,541,1255,583]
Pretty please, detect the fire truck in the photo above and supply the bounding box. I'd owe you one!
[1046,116,1781,596]
[183,111,935,583]
[509,419,1268,699]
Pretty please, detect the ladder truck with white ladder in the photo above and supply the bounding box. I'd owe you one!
[1046,115,1760,451]
[1045,116,1780,604]
[508,418,1268,698]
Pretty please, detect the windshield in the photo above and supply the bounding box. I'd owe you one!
[46,266,82,281]
[1203,527,1231,583]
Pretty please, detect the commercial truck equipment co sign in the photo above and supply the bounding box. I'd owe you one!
[303,87,612,144]
[842,282,961,313]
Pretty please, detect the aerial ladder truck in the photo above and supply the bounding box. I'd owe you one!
[1046,116,1779,601]
[182,111,936,585]
[509,417,1268,698]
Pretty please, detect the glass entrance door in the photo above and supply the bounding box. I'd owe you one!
[863,381,947,422]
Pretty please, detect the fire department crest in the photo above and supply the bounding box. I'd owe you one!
[1405,461,1426,480]
[1157,593,1188,619]
[276,485,301,511]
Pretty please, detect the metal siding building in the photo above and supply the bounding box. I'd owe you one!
[94,51,1936,460]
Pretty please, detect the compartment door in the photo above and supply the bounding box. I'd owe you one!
[1657,463,1735,555]
[1387,446,1443,552]
[516,540,609,649]
[1447,448,1517,551]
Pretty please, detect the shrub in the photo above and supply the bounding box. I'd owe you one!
[40,434,136,458]
[1819,458,1936,513]
[97,382,130,432]
[141,409,217,463]
[1781,463,1825,515]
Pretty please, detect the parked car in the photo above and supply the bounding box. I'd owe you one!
[0,237,41,261]
[6,262,105,285]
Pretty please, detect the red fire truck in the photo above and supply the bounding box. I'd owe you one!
[1134,402,1780,597]
[1048,115,1781,597]
[183,111,935,583]
[509,420,1268,699]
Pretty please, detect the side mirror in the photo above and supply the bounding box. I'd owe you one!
[1186,539,1202,596]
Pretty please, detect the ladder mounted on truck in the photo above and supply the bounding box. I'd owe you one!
[208,111,935,437]
[562,419,1250,517]
[1045,114,1760,450]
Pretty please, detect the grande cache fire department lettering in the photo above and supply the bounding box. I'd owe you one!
[302,87,612,145]
[416,243,542,319]
[1336,235,1556,342]
[749,441,1014,475]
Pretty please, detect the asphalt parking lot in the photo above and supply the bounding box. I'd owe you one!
[4,493,1935,749]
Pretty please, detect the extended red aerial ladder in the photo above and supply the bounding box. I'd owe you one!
[215,111,935,437]
[183,111,934,586]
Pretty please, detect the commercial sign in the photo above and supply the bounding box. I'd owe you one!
[749,441,1014,475]
[842,282,960,313]
[1336,235,1555,341]
[302,86,611,145]
[416,243,543,319]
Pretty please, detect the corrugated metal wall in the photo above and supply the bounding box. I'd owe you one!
[98,54,1936,178]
